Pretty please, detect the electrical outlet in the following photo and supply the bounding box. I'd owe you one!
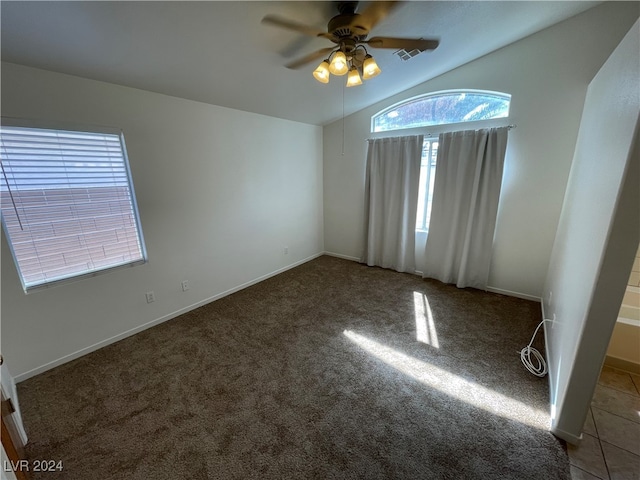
[145,291,156,303]
[284,246,289,255]
[181,280,189,292]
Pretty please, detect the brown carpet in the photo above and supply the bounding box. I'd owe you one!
[18,255,569,479]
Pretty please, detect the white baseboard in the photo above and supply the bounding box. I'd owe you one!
[325,253,542,302]
[327,252,425,276]
[604,355,640,374]
[14,252,324,383]
[617,316,640,327]
[486,286,541,302]
[550,425,583,446]
[323,251,361,262]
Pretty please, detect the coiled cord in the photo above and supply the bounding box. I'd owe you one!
[520,319,552,377]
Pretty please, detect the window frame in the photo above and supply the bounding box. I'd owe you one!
[0,117,148,293]
[369,89,512,233]
[371,89,511,134]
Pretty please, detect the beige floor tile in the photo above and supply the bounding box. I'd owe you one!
[570,465,608,480]
[568,433,609,480]
[599,366,640,397]
[601,441,640,480]
[591,385,640,424]
[592,407,640,456]
[583,407,598,437]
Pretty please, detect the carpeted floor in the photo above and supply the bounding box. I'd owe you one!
[18,255,569,479]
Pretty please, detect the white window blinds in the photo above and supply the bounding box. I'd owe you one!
[0,125,147,291]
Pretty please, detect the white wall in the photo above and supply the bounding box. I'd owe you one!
[1,63,324,380]
[543,20,640,443]
[323,2,638,298]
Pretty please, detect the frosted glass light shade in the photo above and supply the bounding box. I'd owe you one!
[362,55,381,80]
[329,51,348,76]
[346,67,362,87]
[313,61,330,83]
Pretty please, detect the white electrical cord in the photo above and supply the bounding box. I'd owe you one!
[520,319,553,377]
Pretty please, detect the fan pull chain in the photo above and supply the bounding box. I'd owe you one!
[342,81,345,156]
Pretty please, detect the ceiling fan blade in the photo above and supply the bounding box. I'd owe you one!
[285,47,335,69]
[349,1,403,34]
[262,15,331,38]
[365,37,440,51]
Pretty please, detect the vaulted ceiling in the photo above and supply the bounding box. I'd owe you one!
[1,1,600,125]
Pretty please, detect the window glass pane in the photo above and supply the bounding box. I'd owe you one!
[373,91,510,132]
[0,125,146,291]
[416,139,438,232]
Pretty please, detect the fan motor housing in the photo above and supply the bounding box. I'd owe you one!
[328,14,368,39]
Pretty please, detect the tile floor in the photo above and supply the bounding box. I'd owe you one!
[568,365,640,480]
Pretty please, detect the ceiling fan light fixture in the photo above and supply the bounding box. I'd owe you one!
[346,66,363,87]
[362,55,381,80]
[263,2,442,87]
[313,60,331,83]
[329,51,349,76]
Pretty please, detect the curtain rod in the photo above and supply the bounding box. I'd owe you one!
[424,124,517,138]
[368,124,517,141]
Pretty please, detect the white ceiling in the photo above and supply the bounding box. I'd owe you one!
[1,1,600,126]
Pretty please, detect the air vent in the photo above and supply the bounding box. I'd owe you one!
[395,48,423,61]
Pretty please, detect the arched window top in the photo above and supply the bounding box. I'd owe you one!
[371,90,511,133]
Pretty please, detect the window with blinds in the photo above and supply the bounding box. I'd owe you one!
[0,124,147,292]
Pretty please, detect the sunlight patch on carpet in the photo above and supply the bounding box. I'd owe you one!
[344,329,550,430]
[413,292,439,348]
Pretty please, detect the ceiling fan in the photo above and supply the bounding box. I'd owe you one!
[262,1,439,86]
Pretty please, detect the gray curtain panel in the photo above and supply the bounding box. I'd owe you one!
[362,135,423,273]
[423,127,509,288]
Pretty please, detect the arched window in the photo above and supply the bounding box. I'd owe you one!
[372,90,511,133]
[370,90,511,231]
